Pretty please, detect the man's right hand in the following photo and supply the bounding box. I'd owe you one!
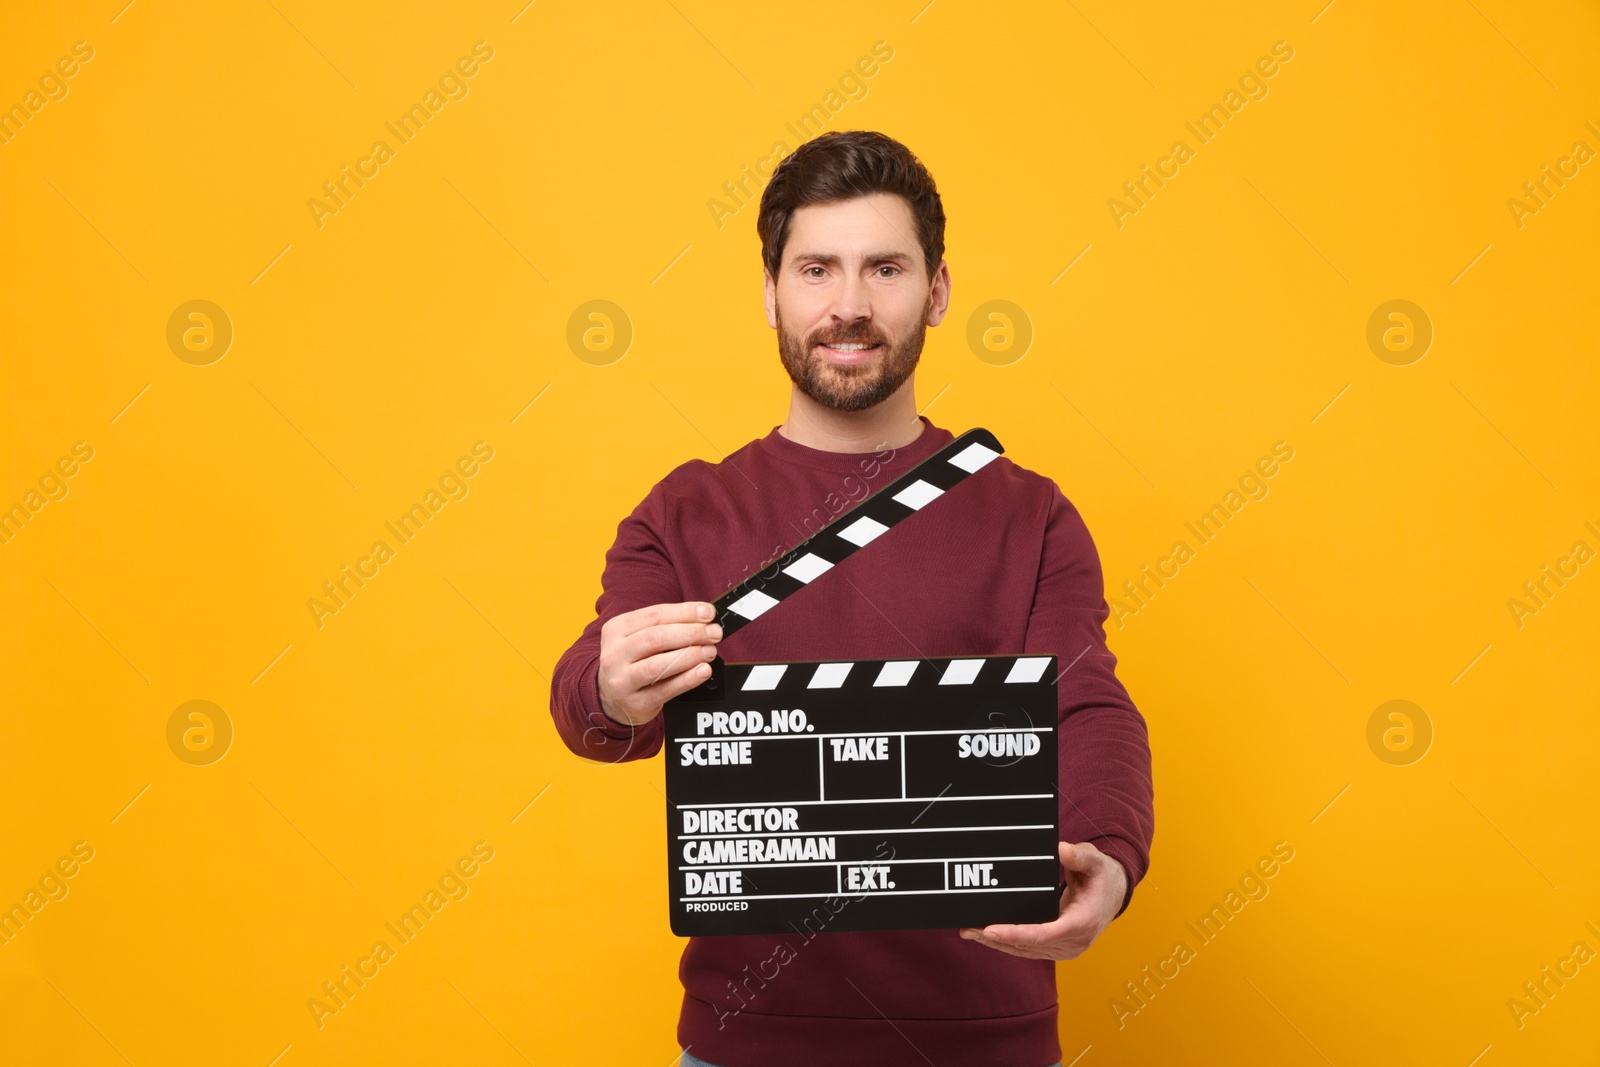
[597,601,723,727]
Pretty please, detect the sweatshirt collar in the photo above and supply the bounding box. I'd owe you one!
[758,415,954,473]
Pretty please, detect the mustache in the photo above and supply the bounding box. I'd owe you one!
[812,331,886,346]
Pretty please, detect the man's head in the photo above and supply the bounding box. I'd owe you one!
[758,131,950,413]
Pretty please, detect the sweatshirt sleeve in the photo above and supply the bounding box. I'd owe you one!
[1024,483,1155,918]
[548,475,689,764]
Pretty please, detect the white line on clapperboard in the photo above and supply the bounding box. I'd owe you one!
[677,823,1052,840]
[677,853,1056,872]
[675,792,1054,808]
[679,729,1054,808]
[679,886,1060,903]
[670,727,1052,742]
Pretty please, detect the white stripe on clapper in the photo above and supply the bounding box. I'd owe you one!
[742,664,787,690]
[873,661,918,686]
[838,515,889,546]
[783,553,833,583]
[1004,657,1051,683]
[938,659,984,685]
[728,588,779,620]
[808,662,852,688]
[892,479,943,510]
[948,442,999,472]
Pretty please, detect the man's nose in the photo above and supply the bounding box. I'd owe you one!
[830,271,872,323]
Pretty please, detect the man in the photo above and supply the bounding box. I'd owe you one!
[550,130,1154,1067]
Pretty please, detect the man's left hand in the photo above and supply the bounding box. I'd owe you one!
[958,841,1128,960]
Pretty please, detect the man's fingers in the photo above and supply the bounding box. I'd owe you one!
[1060,839,1103,875]
[633,644,718,690]
[969,916,1075,949]
[961,922,1095,960]
[606,601,715,640]
[958,842,1124,962]
[632,655,716,705]
[620,621,723,664]
[605,653,716,725]
[962,926,1083,959]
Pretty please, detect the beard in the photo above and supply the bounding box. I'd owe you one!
[775,292,930,413]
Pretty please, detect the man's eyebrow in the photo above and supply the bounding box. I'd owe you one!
[788,250,917,267]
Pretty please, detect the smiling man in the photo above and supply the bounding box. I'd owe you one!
[550,130,1154,1067]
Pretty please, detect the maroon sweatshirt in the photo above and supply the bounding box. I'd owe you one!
[549,416,1154,1067]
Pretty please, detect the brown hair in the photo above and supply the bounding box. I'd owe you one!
[757,130,946,281]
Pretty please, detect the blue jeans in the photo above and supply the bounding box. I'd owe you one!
[681,1053,1062,1067]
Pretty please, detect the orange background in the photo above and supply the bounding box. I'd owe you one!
[2,1,1597,1064]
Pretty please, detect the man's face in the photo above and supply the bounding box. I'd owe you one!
[764,193,950,413]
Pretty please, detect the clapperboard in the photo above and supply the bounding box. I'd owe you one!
[664,429,1061,937]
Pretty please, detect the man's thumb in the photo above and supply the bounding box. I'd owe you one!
[1059,840,1098,874]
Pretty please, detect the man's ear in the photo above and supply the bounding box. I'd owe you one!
[763,268,778,329]
[925,259,952,327]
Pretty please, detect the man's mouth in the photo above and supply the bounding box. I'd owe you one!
[816,340,883,363]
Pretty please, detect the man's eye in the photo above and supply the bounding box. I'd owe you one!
[805,266,825,277]
[878,266,900,277]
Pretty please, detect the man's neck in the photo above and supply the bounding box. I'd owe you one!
[778,382,926,453]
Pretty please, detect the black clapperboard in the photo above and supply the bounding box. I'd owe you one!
[664,429,1061,936]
